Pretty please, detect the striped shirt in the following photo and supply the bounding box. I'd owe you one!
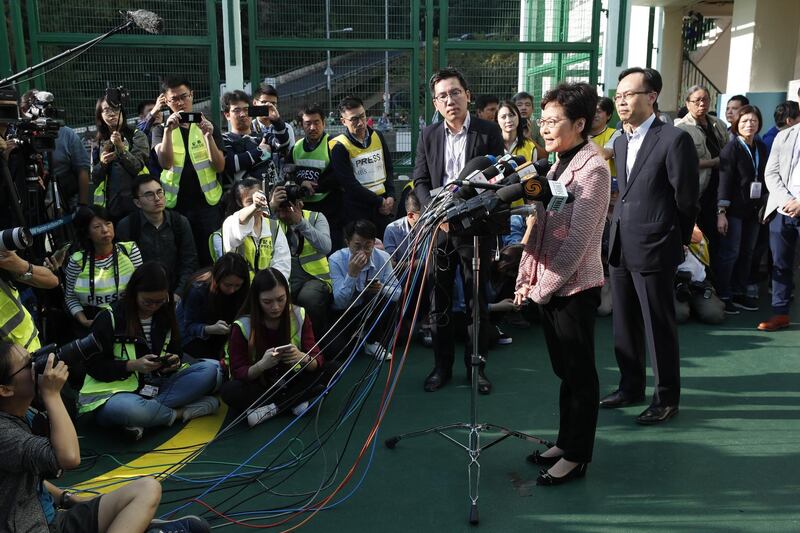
[64,245,143,316]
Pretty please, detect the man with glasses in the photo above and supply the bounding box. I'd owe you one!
[601,67,699,425]
[153,76,226,267]
[221,90,288,183]
[116,175,197,300]
[250,84,294,157]
[413,67,504,394]
[329,96,396,235]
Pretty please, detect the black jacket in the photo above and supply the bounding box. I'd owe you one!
[718,137,768,217]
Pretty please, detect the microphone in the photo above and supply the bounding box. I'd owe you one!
[510,205,536,217]
[122,9,164,34]
[496,176,574,212]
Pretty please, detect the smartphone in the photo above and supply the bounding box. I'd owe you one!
[160,109,170,121]
[178,111,203,123]
[247,106,272,118]
[158,354,178,365]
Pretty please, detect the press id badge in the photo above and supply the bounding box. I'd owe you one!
[139,384,159,398]
[750,182,762,199]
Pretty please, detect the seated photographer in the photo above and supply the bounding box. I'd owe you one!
[269,185,332,340]
[250,84,294,157]
[222,90,287,183]
[329,219,400,361]
[487,244,528,345]
[116,175,198,300]
[64,206,143,334]
[81,262,221,440]
[221,178,290,280]
[675,226,725,324]
[90,93,149,224]
[179,253,250,361]
[220,268,325,427]
[0,341,211,533]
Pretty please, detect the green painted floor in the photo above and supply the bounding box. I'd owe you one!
[64,295,800,532]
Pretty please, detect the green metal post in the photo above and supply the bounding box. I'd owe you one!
[9,0,28,92]
[589,0,601,86]
[248,0,259,87]
[555,0,566,80]
[646,7,655,68]
[424,0,433,120]
[616,0,628,67]
[25,0,43,89]
[207,0,221,122]
[410,0,420,165]
[438,0,448,72]
[0,4,13,79]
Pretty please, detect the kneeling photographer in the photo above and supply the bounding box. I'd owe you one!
[674,225,725,324]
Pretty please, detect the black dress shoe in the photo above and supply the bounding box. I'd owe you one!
[536,463,587,486]
[526,450,562,467]
[423,369,451,392]
[599,390,645,409]
[636,405,679,425]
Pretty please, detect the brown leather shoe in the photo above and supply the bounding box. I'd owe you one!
[757,315,790,331]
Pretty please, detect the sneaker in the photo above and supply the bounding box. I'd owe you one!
[495,326,513,345]
[247,403,278,427]
[291,401,309,416]
[181,396,220,422]
[722,299,740,315]
[732,295,759,311]
[122,426,144,441]
[364,342,392,360]
[147,515,210,533]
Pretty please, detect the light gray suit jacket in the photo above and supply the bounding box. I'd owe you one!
[764,123,800,220]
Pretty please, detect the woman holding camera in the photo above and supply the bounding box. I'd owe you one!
[220,177,290,280]
[514,83,610,486]
[220,268,326,427]
[91,94,149,223]
[178,252,250,361]
[81,262,221,440]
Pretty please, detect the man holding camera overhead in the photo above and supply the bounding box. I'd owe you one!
[153,76,226,267]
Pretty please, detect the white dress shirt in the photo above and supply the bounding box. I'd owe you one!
[625,112,657,177]
[443,114,471,186]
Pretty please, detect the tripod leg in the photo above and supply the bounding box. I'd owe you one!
[468,425,480,525]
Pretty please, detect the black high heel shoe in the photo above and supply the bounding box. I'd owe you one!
[536,462,587,486]
[526,450,562,467]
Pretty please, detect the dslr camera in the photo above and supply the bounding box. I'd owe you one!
[31,333,103,388]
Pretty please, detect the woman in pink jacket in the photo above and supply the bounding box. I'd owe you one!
[514,82,610,486]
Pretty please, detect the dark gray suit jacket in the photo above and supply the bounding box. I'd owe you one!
[609,117,699,272]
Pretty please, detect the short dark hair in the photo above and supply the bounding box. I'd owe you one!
[0,341,16,385]
[253,84,278,100]
[597,96,615,117]
[221,90,250,111]
[161,76,191,93]
[338,96,364,116]
[540,82,598,139]
[131,174,161,199]
[512,91,534,104]
[774,101,800,127]
[728,94,749,106]
[731,105,763,136]
[137,100,156,116]
[300,104,325,121]
[428,67,468,94]
[618,67,663,95]
[344,219,377,241]
[405,190,421,213]
[475,94,499,111]
[74,205,114,252]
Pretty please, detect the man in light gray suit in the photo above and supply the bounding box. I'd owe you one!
[758,123,800,331]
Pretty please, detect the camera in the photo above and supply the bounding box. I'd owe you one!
[6,117,62,152]
[248,106,272,118]
[282,182,308,206]
[0,227,33,252]
[31,333,103,375]
[105,86,129,109]
[674,270,693,303]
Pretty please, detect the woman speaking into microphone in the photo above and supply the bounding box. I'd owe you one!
[513,82,610,486]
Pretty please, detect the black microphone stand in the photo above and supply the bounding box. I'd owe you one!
[385,186,554,525]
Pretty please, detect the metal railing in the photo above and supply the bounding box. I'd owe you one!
[681,52,721,112]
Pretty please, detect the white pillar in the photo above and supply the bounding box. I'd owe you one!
[601,0,632,95]
[222,0,244,92]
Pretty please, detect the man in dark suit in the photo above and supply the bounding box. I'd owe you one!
[413,67,504,394]
[601,67,699,424]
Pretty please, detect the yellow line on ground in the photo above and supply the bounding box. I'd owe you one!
[71,404,228,494]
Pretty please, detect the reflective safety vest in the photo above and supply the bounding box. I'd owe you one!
[292,134,330,203]
[208,229,224,264]
[0,278,41,351]
[279,211,331,288]
[92,147,150,207]
[71,242,137,311]
[160,124,222,208]
[238,219,280,280]
[329,131,387,195]
[78,310,172,414]
[223,306,305,375]
[590,126,617,178]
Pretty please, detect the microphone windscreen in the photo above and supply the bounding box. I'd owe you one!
[458,156,493,181]
[496,182,523,204]
[128,10,164,34]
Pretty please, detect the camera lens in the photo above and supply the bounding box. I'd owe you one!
[0,227,33,252]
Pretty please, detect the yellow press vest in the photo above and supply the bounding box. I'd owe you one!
[223,306,306,374]
[292,134,331,203]
[71,242,137,310]
[590,126,617,177]
[329,131,387,195]
[279,210,331,288]
[160,124,222,208]
[78,310,171,414]
[0,278,41,351]
[507,140,538,207]
[239,219,280,279]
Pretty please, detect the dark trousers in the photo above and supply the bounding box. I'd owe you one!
[540,287,601,463]
[289,260,331,342]
[768,213,800,314]
[611,263,680,407]
[326,300,398,361]
[713,213,760,299]
[178,204,222,267]
[429,232,491,374]
[220,367,325,414]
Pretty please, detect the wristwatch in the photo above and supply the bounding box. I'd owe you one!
[716,207,727,215]
[17,262,33,281]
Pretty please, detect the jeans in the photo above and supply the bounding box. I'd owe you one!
[713,214,761,299]
[94,359,222,428]
[769,213,800,314]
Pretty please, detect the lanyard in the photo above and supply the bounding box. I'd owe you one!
[737,138,760,179]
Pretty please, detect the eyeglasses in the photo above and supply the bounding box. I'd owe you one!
[433,89,464,103]
[228,106,249,115]
[613,90,652,103]
[167,92,192,104]
[536,117,568,129]
[6,355,32,382]
[141,297,169,307]
[688,97,710,105]
[138,189,165,201]
[101,107,120,116]
[343,114,367,125]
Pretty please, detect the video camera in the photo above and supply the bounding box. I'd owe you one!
[1,89,63,152]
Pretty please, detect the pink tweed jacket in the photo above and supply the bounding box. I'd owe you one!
[515,143,611,305]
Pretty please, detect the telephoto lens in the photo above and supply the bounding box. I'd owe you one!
[0,227,32,252]
[32,333,103,375]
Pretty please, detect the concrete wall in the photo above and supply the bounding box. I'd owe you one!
[695,22,730,93]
